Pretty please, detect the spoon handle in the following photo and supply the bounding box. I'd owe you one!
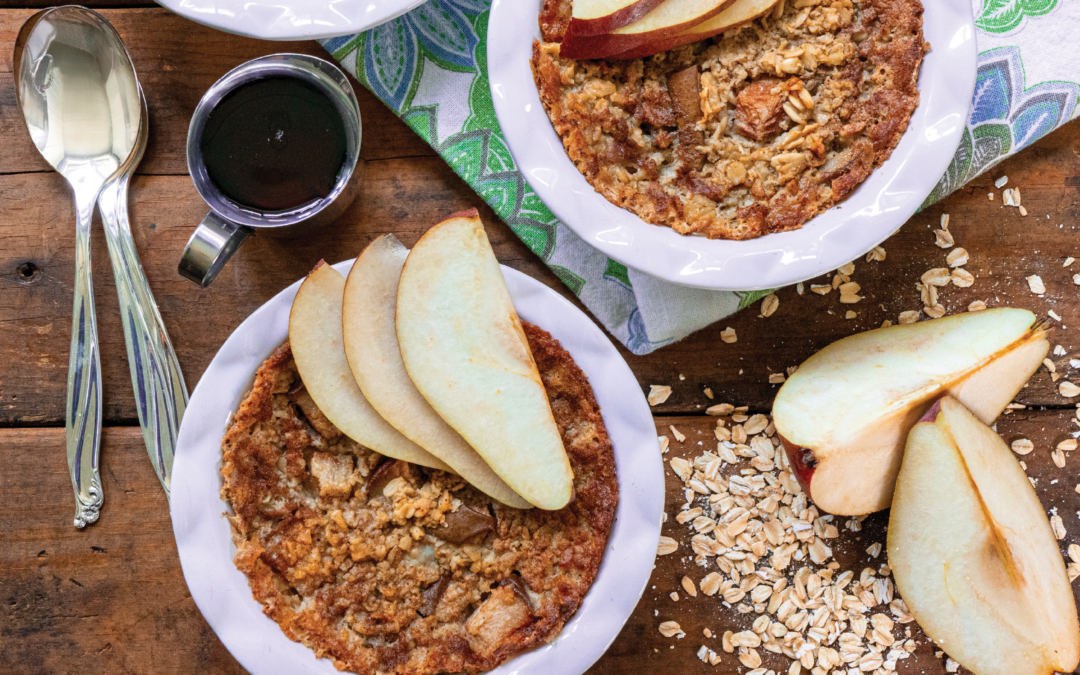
[98,177,188,499]
[68,189,104,528]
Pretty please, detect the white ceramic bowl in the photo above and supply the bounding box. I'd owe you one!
[170,260,664,675]
[488,0,976,291]
[156,0,427,40]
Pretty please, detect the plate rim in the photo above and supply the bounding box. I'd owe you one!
[154,0,428,41]
[169,260,665,675]
[487,0,977,291]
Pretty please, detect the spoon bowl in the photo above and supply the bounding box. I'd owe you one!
[14,6,144,527]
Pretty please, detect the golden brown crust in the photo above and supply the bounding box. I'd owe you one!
[221,324,617,675]
[530,0,925,240]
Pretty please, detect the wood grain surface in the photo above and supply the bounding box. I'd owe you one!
[1,4,1079,675]
[3,413,1077,674]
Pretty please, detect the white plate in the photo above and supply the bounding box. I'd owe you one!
[488,0,976,291]
[170,260,664,675]
[156,0,427,41]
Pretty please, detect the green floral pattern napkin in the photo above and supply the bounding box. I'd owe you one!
[320,0,1078,355]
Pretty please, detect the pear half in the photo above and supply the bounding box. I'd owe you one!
[889,396,1080,675]
[289,262,450,471]
[342,234,532,509]
[395,211,574,510]
[773,308,1048,515]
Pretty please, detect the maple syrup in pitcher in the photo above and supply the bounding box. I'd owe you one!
[199,76,348,212]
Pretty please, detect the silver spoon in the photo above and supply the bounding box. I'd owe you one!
[97,84,188,499]
[15,6,142,527]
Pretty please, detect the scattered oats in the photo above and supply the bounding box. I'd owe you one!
[866,246,887,262]
[738,648,763,669]
[658,536,679,555]
[703,628,712,638]
[1014,188,1021,205]
[1053,449,1067,468]
[922,268,951,287]
[670,592,680,601]
[946,248,968,268]
[707,403,735,416]
[810,284,832,295]
[648,385,672,406]
[721,327,738,344]
[951,268,975,287]
[924,304,946,319]
[898,310,920,325]
[761,293,780,318]
[839,282,862,303]
[946,657,960,673]
[940,213,951,230]
[700,572,723,596]
[995,175,1008,188]
[867,542,883,558]
[670,425,686,443]
[1052,514,1067,540]
[968,300,987,312]
[658,435,670,454]
[744,414,769,435]
[838,262,856,276]
[1027,275,1046,294]
[1074,273,1080,286]
[845,310,858,320]
[659,621,683,638]
[704,387,714,399]
[1003,188,1017,206]
[1046,358,1058,374]
[1061,381,1080,398]
[1067,257,1076,268]
[682,576,698,597]
[989,192,994,200]
[696,645,707,662]
[934,229,954,248]
[1070,563,1080,582]
[769,372,787,384]
[1059,439,1078,451]
[1070,544,1080,565]
[1050,310,1063,322]
[1011,438,1034,455]
[1019,205,1028,217]
[1055,344,1068,356]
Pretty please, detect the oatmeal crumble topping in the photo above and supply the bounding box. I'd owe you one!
[222,323,617,675]
[532,0,925,240]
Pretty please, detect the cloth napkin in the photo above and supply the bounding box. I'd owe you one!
[320,0,1079,355]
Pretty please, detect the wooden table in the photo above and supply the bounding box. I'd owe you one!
[2,5,1079,674]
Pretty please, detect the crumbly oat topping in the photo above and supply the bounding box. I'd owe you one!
[221,324,617,675]
[532,0,925,240]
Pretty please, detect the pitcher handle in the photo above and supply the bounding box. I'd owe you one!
[178,212,252,287]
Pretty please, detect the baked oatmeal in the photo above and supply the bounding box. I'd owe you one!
[221,323,618,675]
[532,0,925,239]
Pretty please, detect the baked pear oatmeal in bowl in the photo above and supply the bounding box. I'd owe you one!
[221,325,616,675]
[170,260,664,675]
[488,0,976,289]
[533,0,925,240]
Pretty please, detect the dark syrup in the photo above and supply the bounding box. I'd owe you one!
[200,77,347,212]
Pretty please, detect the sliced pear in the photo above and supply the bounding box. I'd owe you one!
[567,0,669,37]
[395,211,574,510]
[341,234,532,509]
[773,309,1048,515]
[289,262,450,471]
[611,0,779,59]
[560,0,738,60]
[889,396,1080,675]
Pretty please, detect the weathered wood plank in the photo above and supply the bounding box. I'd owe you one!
[0,8,435,176]
[0,426,245,674]
[3,410,1075,674]
[5,124,1080,424]
[0,160,575,426]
